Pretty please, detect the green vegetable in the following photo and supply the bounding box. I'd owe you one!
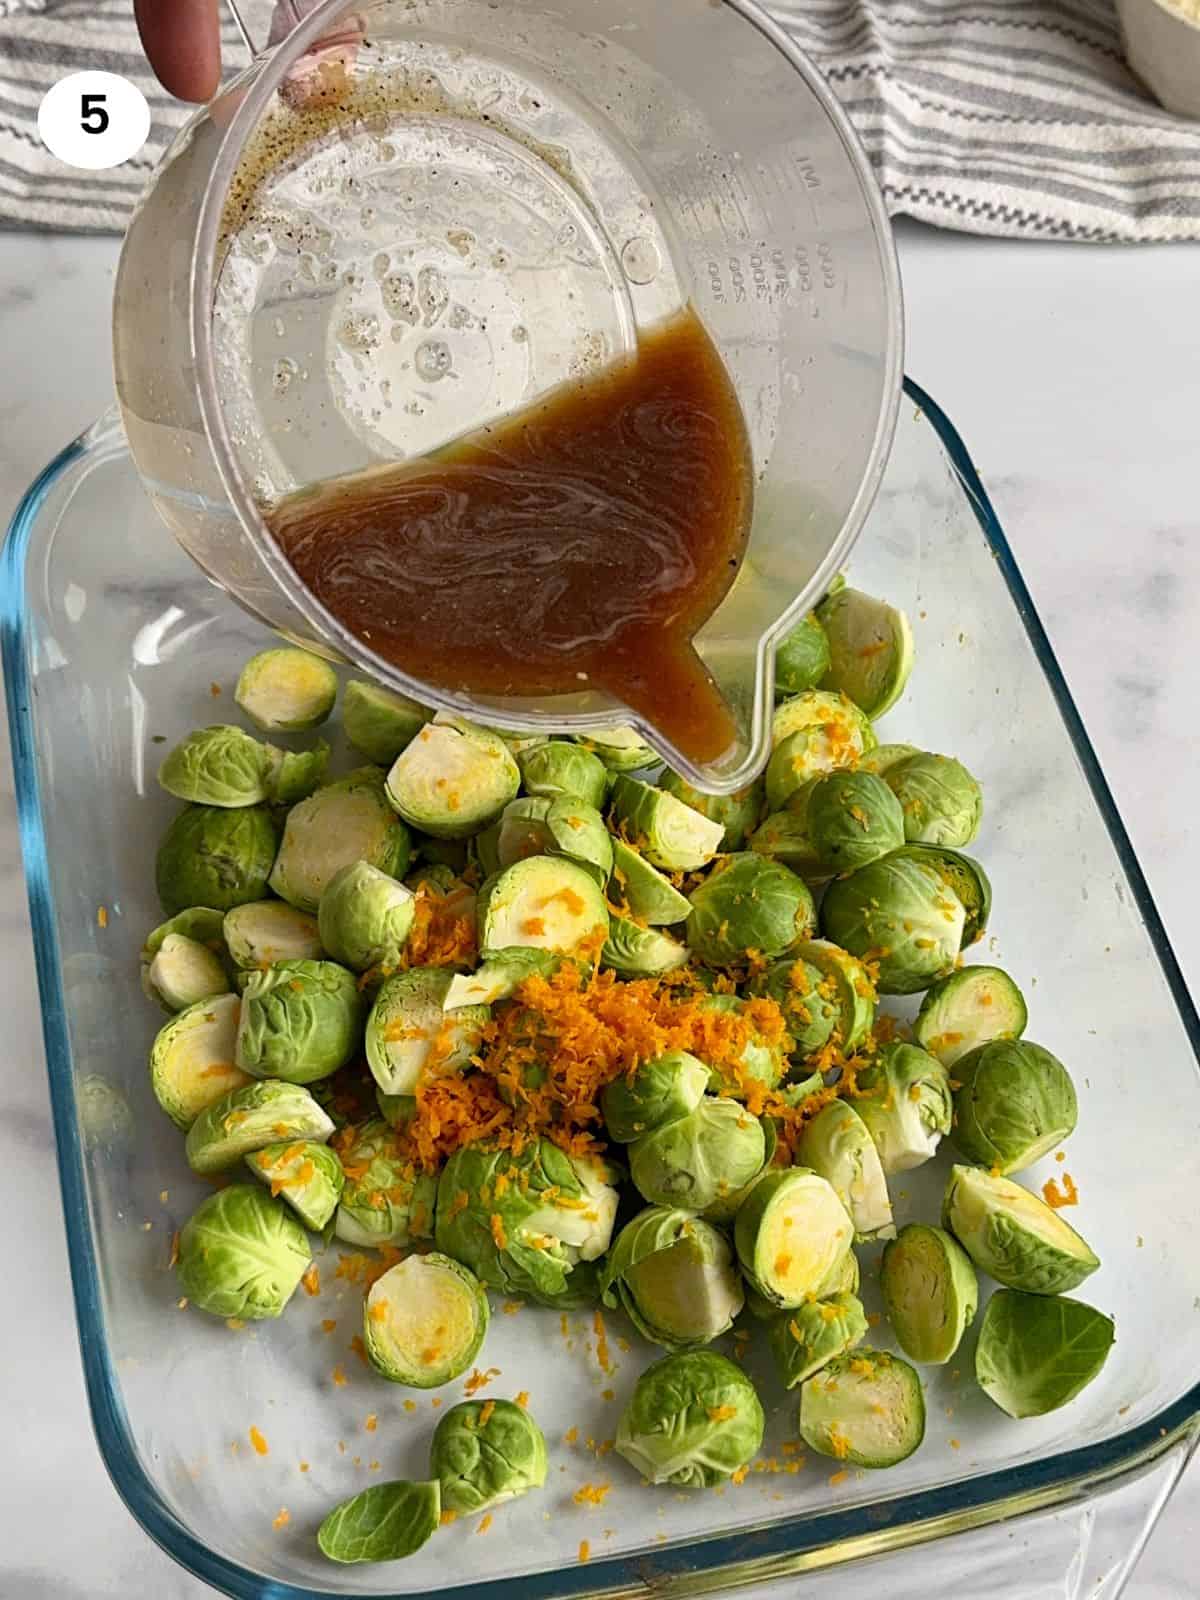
[748,808,823,877]
[602,917,689,977]
[896,844,991,947]
[608,838,692,925]
[609,776,724,872]
[342,680,430,764]
[796,1099,894,1241]
[820,851,965,994]
[518,741,609,809]
[659,771,764,853]
[270,767,410,912]
[317,860,416,973]
[602,1050,710,1143]
[884,752,982,847]
[235,959,363,1083]
[477,856,609,957]
[767,1292,868,1389]
[616,1351,764,1487]
[629,1096,766,1216]
[363,1253,489,1387]
[386,716,519,838]
[443,949,558,1010]
[799,1348,924,1468]
[577,725,656,773]
[235,647,338,731]
[914,965,1027,1067]
[365,967,488,1096]
[334,1118,438,1247]
[816,586,914,719]
[790,938,877,1051]
[768,689,876,806]
[176,1183,311,1319]
[245,1139,344,1230]
[142,905,227,965]
[686,853,815,967]
[376,1090,417,1130]
[318,1480,441,1564]
[774,611,831,695]
[431,1399,548,1514]
[184,1078,334,1174]
[223,900,323,968]
[158,725,275,807]
[881,1223,978,1364]
[600,1207,743,1350]
[497,795,613,887]
[858,743,921,777]
[943,1165,1099,1295]
[156,804,278,914]
[142,932,228,1012]
[733,1168,854,1307]
[975,1290,1115,1419]
[804,770,905,871]
[697,993,786,1097]
[853,1042,953,1174]
[149,992,249,1129]
[951,1039,1078,1175]
[267,740,330,804]
[748,958,839,1059]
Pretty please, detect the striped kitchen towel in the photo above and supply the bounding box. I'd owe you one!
[1,0,1199,238]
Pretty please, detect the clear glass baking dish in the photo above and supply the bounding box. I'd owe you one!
[4,382,1198,1600]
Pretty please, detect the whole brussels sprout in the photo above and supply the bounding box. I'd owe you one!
[774,611,831,695]
[158,724,275,807]
[687,853,815,968]
[805,770,905,871]
[235,959,363,1083]
[748,807,824,878]
[854,1041,953,1174]
[234,647,337,732]
[334,1118,438,1247]
[884,752,983,847]
[431,1399,548,1514]
[600,1207,744,1351]
[602,1051,710,1143]
[859,743,921,778]
[615,1351,764,1487]
[629,1097,766,1216]
[658,771,764,853]
[270,767,411,913]
[156,804,279,915]
[896,844,991,947]
[318,860,416,973]
[518,741,609,809]
[820,851,966,994]
[342,679,430,764]
[950,1039,1077,1175]
[176,1184,311,1319]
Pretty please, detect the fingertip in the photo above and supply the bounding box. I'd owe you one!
[135,0,222,102]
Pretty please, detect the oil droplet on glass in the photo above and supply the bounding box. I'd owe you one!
[413,339,453,382]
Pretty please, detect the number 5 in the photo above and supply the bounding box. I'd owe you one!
[80,93,109,135]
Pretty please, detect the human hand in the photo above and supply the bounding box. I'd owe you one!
[133,0,223,101]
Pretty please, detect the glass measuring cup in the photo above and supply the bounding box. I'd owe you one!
[113,0,902,793]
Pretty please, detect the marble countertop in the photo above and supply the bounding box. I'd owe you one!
[1,218,1197,1599]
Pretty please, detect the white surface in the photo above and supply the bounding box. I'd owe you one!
[0,220,1197,1597]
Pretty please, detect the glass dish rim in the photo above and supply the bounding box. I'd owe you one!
[1,378,1196,1600]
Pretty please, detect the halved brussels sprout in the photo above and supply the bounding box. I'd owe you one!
[235,959,362,1083]
[435,1140,619,1300]
[223,900,324,968]
[443,948,558,1010]
[767,1292,869,1389]
[602,1050,711,1143]
[497,795,613,886]
[697,993,786,1098]
[365,967,488,1096]
[602,917,689,977]
[799,1348,924,1468]
[318,1479,441,1565]
[363,1252,489,1387]
[176,1183,311,1320]
[477,857,609,957]
[156,804,279,915]
[895,844,991,947]
[143,932,228,1013]
[158,725,275,808]
[235,648,337,732]
[774,612,831,696]
[796,1100,894,1241]
[317,860,416,973]
[629,1097,766,1216]
[914,965,1027,1067]
[858,743,921,777]
[376,1090,416,1129]
[659,772,764,853]
[609,776,724,873]
[951,1040,1078,1175]
[149,992,249,1129]
[975,1290,1115,1419]
[343,679,430,764]
[748,808,824,877]
[733,1168,855,1308]
[432,1399,548,1514]
[884,752,982,847]
[820,851,966,995]
[267,739,330,805]
[141,906,228,993]
[805,770,905,871]
[768,689,876,805]
[518,741,609,809]
[615,1351,764,1487]
[270,768,411,912]
[246,1138,345,1231]
[817,1247,861,1299]
[609,838,692,926]
[600,1207,743,1351]
[334,1117,438,1247]
[791,939,877,1052]
[385,718,519,839]
[943,1165,1099,1294]
[184,1078,334,1174]
[853,1041,953,1174]
[471,821,503,879]
[576,725,656,773]
[686,853,815,968]
[881,1223,978,1365]
[748,958,839,1060]
[816,587,915,720]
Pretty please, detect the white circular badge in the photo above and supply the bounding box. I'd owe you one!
[38,71,150,171]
